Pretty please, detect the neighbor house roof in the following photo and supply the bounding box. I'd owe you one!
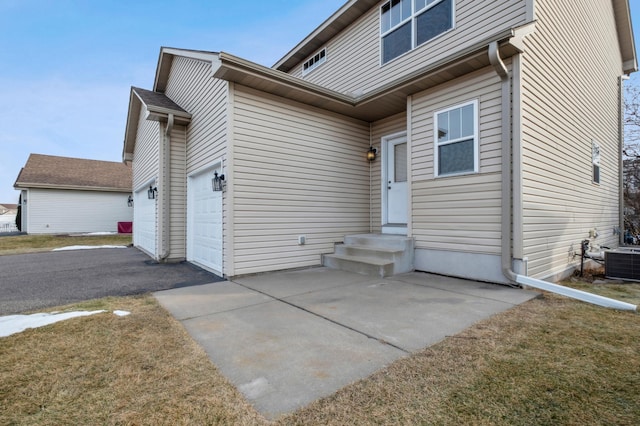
[0,204,18,210]
[14,154,132,192]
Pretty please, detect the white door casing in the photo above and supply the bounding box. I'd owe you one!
[383,134,408,234]
[187,165,223,275]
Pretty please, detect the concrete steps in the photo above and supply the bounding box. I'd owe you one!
[322,234,414,277]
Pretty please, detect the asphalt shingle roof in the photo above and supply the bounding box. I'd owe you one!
[132,87,188,113]
[14,154,132,191]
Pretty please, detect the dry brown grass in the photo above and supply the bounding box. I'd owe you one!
[282,276,640,425]
[0,296,265,425]
[0,234,132,255]
[1,275,639,425]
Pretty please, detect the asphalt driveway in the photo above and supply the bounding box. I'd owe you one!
[0,247,223,315]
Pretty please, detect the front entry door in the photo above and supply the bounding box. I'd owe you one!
[383,135,408,233]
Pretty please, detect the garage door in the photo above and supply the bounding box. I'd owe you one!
[187,168,223,275]
[133,186,157,257]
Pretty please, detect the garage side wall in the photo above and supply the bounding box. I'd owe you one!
[230,84,370,276]
[26,189,133,234]
[132,105,161,256]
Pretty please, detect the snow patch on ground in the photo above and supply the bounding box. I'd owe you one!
[52,245,128,251]
[0,310,132,338]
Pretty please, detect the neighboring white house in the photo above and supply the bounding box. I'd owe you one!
[0,204,18,233]
[14,154,133,234]
[123,0,636,283]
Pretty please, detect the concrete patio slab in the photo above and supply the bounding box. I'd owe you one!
[233,266,372,299]
[154,267,539,419]
[180,299,403,418]
[153,281,271,321]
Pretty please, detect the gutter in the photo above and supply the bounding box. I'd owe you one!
[159,113,174,261]
[489,42,636,311]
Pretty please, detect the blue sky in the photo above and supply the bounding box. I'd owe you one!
[0,0,344,203]
[0,0,639,203]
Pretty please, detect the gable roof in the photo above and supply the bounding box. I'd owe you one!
[0,204,18,211]
[14,154,132,192]
[275,0,637,75]
[122,86,192,160]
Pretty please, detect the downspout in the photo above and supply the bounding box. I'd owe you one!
[489,42,636,311]
[489,41,517,284]
[159,113,174,261]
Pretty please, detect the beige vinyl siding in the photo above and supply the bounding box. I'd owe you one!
[164,56,229,175]
[290,0,528,96]
[26,188,133,234]
[370,112,407,231]
[166,124,187,259]
[520,0,623,279]
[132,105,160,190]
[410,66,503,254]
[164,55,230,267]
[231,84,370,275]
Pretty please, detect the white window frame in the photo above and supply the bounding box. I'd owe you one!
[380,0,455,65]
[302,48,327,76]
[592,140,601,184]
[433,99,479,178]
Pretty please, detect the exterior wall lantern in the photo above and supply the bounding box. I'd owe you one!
[127,195,134,207]
[212,171,226,192]
[367,146,377,162]
[147,185,158,200]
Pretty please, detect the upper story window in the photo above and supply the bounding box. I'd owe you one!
[381,0,454,64]
[434,100,478,177]
[302,48,327,76]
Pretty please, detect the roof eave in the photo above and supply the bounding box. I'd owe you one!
[14,183,131,193]
[154,47,220,93]
[220,29,515,122]
[613,0,637,74]
[274,0,379,72]
[122,88,142,160]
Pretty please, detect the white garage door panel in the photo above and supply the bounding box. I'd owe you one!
[188,170,223,274]
[134,188,156,257]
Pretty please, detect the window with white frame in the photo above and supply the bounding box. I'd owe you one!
[302,48,327,75]
[592,141,601,184]
[381,0,454,64]
[434,100,478,177]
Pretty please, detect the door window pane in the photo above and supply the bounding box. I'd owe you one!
[394,143,408,182]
